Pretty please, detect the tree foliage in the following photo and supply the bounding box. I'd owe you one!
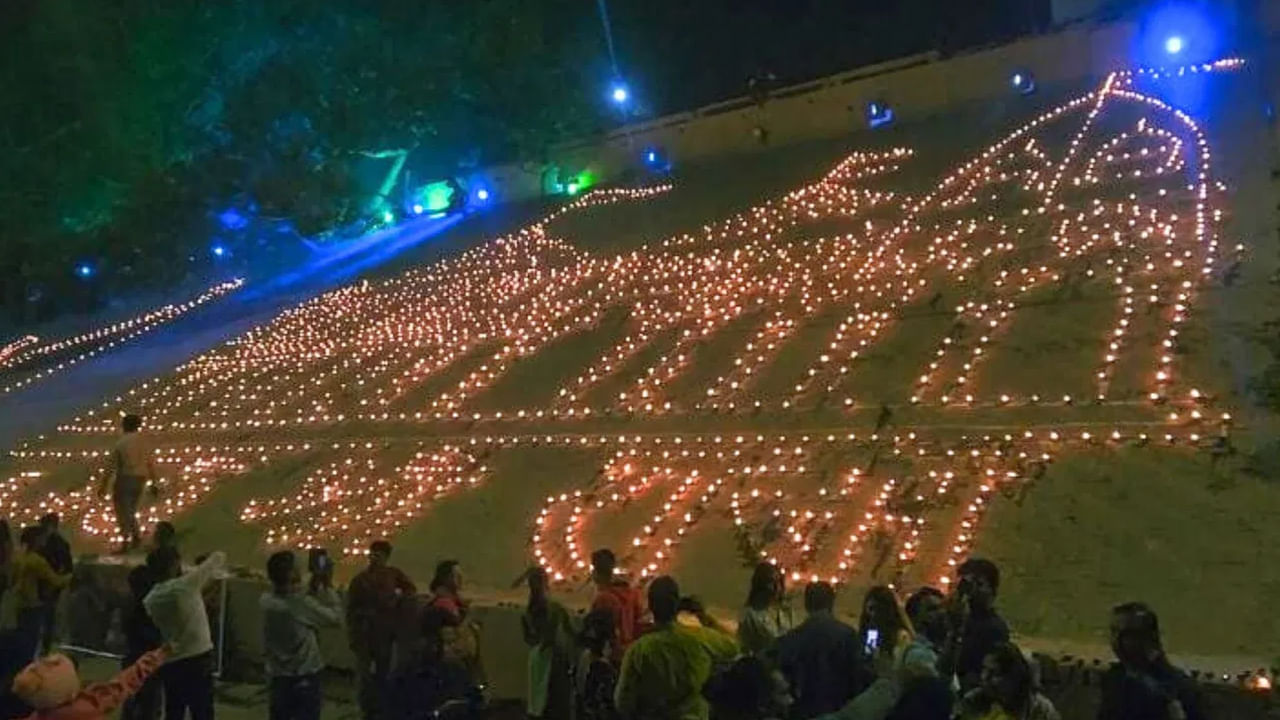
[0,0,605,324]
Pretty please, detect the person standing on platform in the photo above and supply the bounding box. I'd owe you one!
[261,550,342,720]
[143,548,225,720]
[100,414,159,554]
[37,513,73,653]
[346,540,416,720]
[590,549,646,662]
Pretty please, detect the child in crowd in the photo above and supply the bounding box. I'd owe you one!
[575,608,620,720]
[11,647,167,720]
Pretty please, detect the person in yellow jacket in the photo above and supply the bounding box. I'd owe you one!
[2,526,72,673]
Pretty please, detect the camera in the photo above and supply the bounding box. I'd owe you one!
[864,628,880,654]
[308,548,332,576]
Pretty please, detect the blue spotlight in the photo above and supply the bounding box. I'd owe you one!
[211,244,227,258]
[867,101,894,129]
[74,264,94,279]
[1011,70,1036,95]
[1138,3,1219,65]
[216,208,248,231]
[475,187,490,203]
[610,83,630,105]
[412,203,424,215]
[646,150,657,164]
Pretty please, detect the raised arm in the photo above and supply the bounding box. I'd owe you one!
[179,550,226,592]
[299,587,343,628]
[64,647,167,716]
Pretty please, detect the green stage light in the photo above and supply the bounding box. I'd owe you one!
[421,181,455,212]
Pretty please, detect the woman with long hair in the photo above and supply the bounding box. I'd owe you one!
[421,560,485,713]
[737,562,794,658]
[857,585,913,681]
[956,642,1059,720]
[521,567,575,720]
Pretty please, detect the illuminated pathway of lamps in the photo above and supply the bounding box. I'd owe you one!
[8,60,1249,595]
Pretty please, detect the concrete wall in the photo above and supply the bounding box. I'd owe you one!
[473,21,1141,207]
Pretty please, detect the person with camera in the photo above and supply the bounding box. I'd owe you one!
[260,549,342,720]
[950,558,1009,693]
[813,586,914,720]
[613,575,738,720]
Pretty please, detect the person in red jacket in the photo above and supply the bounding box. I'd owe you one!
[11,647,167,720]
[589,549,647,662]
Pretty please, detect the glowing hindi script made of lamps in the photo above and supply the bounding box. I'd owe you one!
[4,61,1248,592]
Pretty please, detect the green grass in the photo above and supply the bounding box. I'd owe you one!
[469,307,631,411]
[662,312,764,406]
[974,447,1280,657]
[747,304,849,400]
[977,283,1117,402]
[831,304,956,404]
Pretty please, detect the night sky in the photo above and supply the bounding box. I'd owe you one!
[608,0,1054,115]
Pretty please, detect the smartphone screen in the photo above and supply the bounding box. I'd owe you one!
[864,628,880,654]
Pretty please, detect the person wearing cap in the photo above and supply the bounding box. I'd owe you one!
[10,646,167,720]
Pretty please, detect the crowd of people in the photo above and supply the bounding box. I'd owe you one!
[510,554,1208,720]
[0,521,1218,720]
[0,413,1213,720]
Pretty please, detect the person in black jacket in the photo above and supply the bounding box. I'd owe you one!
[1098,602,1205,720]
[37,513,73,653]
[121,563,165,720]
[776,582,859,719]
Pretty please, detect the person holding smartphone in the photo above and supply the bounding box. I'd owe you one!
[813,586,913,720]
[260,549,342,720]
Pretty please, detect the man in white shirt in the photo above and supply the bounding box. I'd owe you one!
[100,413,159,552]
[260,550,341,720]
[144,547,225,720]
